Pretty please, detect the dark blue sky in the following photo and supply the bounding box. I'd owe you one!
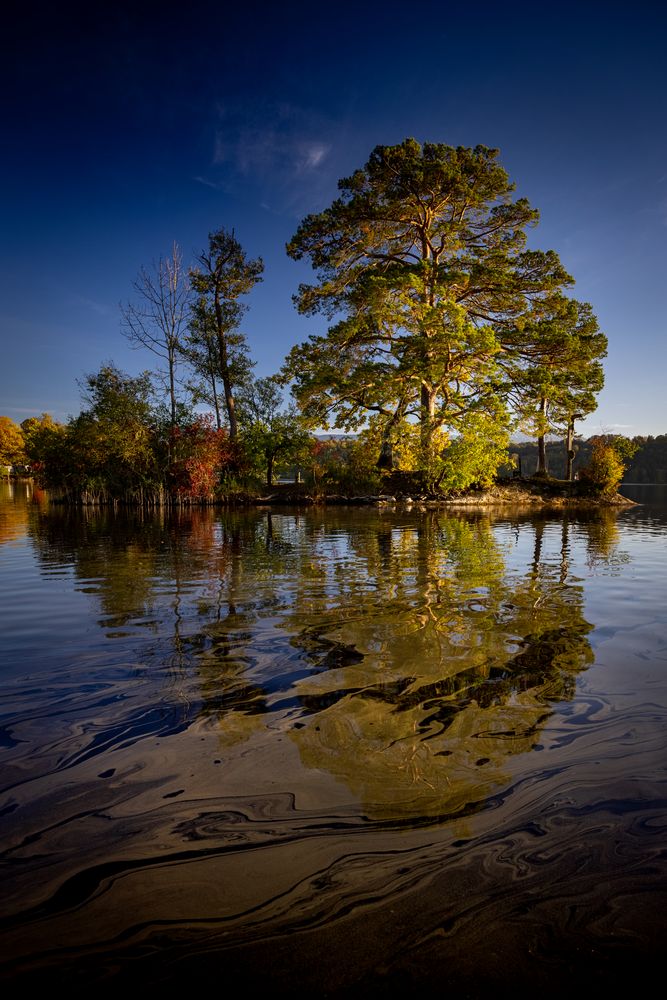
[2,0,666,435]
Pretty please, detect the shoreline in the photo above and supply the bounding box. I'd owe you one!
[12,476,637,509]
[252,479,637,509]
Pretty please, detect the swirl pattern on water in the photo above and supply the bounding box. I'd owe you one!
[1,485,667,991]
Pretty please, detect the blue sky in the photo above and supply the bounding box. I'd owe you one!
[2,0,666,436]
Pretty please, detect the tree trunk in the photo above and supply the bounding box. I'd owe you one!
[220,355,238,440]
[376,401,406,470]
[206,338,222,430]
[536,396,548,475]
[211,377,222,430]
[266,454,274,487]
[420,383,437,467]
[537,434,548,475]
[377,439,394,470]
[565,415,576,481]
[214,298,238,440]
[168,354,177,465]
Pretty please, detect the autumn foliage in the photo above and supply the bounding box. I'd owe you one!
[170,416,237,499]
[0,416,25,467]
[579,436,629,497]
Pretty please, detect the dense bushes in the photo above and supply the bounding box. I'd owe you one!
[579,440,627,497]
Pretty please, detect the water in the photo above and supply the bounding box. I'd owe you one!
[1,480,667,992]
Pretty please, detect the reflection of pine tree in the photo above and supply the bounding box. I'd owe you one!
[285,511,600,819]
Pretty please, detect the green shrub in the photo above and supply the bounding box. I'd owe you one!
[579,441,625,496]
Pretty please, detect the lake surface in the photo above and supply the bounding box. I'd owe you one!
[1,481,667,993]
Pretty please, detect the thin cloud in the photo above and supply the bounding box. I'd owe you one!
[214,121,331,178]
[1,404,71,420]
[193,174,227,190]
[298,142,330,171]
[4,406,50,415]
[207,100,337,213]
[70,295,113,317]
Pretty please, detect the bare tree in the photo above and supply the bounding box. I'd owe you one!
[121,242,192,434]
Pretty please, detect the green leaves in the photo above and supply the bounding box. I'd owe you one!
[191,228,264,303]
[191,228,263,440]
[238,377,311,486]
[285,138,604,478]
[0,417,25,466]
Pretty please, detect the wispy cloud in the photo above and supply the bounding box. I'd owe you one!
[4,406,52,415]
[299,142,329,171]
[213,108,332,178]
[70,294,113,317]
[205,100,338,213]
[193,174,228,190]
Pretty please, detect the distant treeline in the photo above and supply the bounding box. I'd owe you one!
[510,435,667,483]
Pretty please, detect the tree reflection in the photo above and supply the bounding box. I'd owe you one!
[281,511,597,819]
[0,479,32,547]
[24,500,628,822]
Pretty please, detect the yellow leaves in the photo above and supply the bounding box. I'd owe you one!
[0,416,25,466]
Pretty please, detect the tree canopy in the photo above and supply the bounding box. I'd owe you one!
[237,376,311,486]
[284,138,605,474]
[0,416,25,467]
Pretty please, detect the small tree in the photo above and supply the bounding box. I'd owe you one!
[190,229,263,440]
[181,297,225,429]
[430,411,511,492]
[505,296,607,477]
[579,438,626,497]
[181,295,256,433]
[308,437,354,493]
[170,415,236,499]
[0,417,25,467]
[238,377,311,486]
[64,364,158,496]
[21,414,66,474]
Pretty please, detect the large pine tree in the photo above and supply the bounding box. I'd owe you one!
[284,139,604,473]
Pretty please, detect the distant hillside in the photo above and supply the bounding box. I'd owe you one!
[623,435,667,483]
[509,435,667,483]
